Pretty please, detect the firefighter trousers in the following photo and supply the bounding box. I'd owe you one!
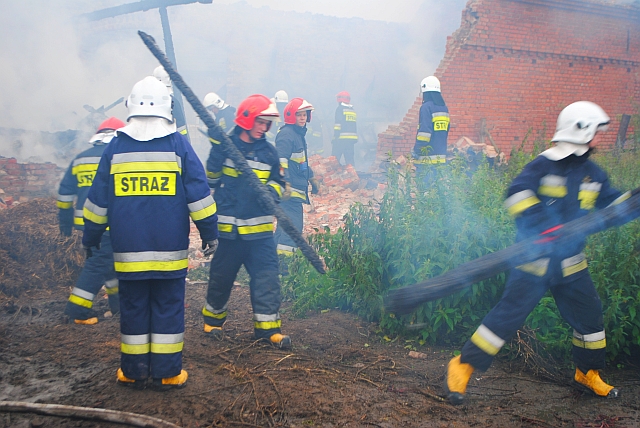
[332,139,356,166]
[274,200,303,254]
[203,237,282,339]
[460,256,606,372]
[64,233,119,320]
[119,277,185,380]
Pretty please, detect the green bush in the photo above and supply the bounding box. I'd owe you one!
[284,149,640,362]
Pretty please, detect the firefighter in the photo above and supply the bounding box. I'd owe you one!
[202,94,291,349]
[266,89,289,144]
[412,76,450,180]
[58,117,124,324]
[332,91,357,166]
[445,101,627,405]
[153,65,188,137]
[203,92,236,134]
[83,76,219,390]
[274,98,320,257]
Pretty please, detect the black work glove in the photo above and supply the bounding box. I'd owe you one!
[83,243,101,259]
[202,239,219,258]
[58,209,74,237]
[310,178,320,195]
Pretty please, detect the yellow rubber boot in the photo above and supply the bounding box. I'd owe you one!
[444,355,475,405]
[116,368,146,390]
[153,370,188,391]
[204,323,223,340]
[74,317,98,325]
[269,333,291,350]
[574,368,619,398]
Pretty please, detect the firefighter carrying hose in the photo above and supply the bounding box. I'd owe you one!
[332,91,357,166]
[445,101,630,405]
[274,98,320,257]
[58,117,124,325]
[202,94,291,349]
[412,76,450,181]
[83,76,219,390]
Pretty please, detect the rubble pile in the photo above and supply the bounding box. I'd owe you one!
[0,157,64,209]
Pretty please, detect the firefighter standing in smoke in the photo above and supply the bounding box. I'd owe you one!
[202,94,292,349]
[445,101,628,405]
[266,89,289,145]
[153,65,189,138]
[82,76,219,390]
[58,117,124,325]
[332,91,357,166]
[412,76,450,177]
[203,92,236,134]
[274,98,320,256]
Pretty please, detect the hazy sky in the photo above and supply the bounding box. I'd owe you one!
[214,0,426,22]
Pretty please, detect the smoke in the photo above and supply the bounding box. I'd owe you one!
[0,0,469,167]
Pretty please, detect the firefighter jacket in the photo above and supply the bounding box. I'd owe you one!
[57,143,108,230]
[82,132,219,280]
[413,99,450,164]
[306,123,324,155]
[504,150,629,263]
[216,105,236,134]
[275,124,314,204]
[333,103,357,141]
[206,127,286,240]
[266,118,285,145]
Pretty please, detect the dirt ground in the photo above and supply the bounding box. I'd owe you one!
[1,200,640,428]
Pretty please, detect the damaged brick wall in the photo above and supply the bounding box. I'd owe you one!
[0,157,64,207]
[377,0,640,158]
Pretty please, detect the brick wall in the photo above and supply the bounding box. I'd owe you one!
[0,157,64,205]
[378,0,640,159]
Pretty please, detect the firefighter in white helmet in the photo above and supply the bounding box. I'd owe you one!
[445,101,634,405]
[203,92,236,134]
[266,90,289,144]
[83,76,218,390]
[413,76,450,182]
[274,98,320,259]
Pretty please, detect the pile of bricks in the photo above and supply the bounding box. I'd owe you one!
[0,157,64,209]
[187,155,387,268]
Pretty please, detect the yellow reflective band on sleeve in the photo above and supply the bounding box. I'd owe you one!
[202,307,227,319]
[189,202,217,221]
[222,165,240,177]
[334,124,341,131]
[218,223,234,233]
[433,115,450,131]
[83,206,108,225]
[269,181,283,197]
[121,343,150,355]
[516,258,550,277]
[280,159,289,169]
[254,320,282,330]
[253,169,270,182]
[180,129,188,135]
[114,259,189,273]
[508,197,540,216]
[579,190,599,210]
[105,286,118,295]
[416,135,431,142]
[207,170,222,179]
[114,173,176,196]
[291,189,307,201]
[69,294,93,309]
[470,325,504,356]
[561,253,588,277]
[339,135,358,140]
[74,217,85,226]
[57,201,73,209]
[209,137,221,145]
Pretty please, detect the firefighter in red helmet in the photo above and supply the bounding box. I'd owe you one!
[333,91,358,166]
[58,117,125,325]
[203,94,292,349]
[274,98,320,258]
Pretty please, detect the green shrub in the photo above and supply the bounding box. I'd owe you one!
[284,148,640,362]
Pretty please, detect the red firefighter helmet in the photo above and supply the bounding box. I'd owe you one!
[336,91,350,103]
[235,94,280,130]
[97,117,125,132]
[283,98,314,125]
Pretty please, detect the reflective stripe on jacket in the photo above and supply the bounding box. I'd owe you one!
[413,101,449,162]
[275,124,314,204]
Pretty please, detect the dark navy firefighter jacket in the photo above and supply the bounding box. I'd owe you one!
[275,124,315,204]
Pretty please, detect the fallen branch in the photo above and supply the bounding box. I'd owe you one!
[0,401,180,428]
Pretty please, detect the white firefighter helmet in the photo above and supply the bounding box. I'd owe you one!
[274,90,289,104]
[126,76,173,122]
[421,76,441,93]
[551,101,610,145]
[203,92,227,110]
[153,66,173,95]
[542,101,610,160]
